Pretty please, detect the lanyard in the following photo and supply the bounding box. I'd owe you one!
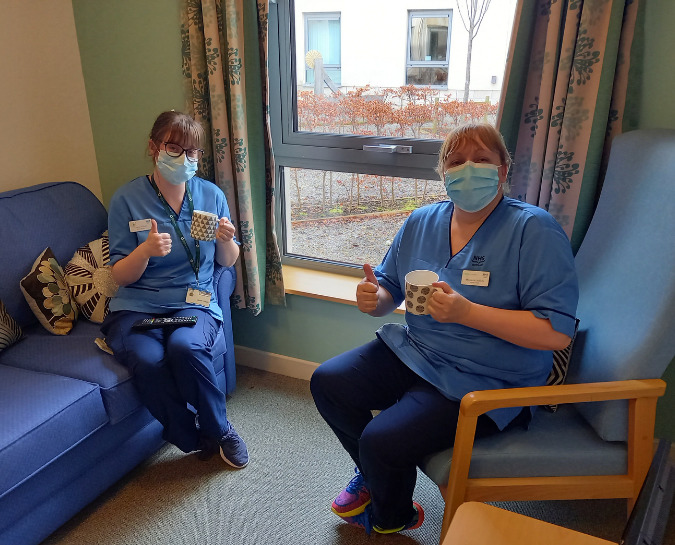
[149,176,200,281]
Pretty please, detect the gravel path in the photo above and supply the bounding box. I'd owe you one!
[286,167,446,266]
[289,212,411,267]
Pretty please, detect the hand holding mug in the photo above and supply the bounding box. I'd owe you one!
[427,281,472,323]
[216,217,236,244]
[356,264,379,313]
[143,219,172,257]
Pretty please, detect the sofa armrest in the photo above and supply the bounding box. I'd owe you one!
[213,264,237,394]
[213,264,236,307]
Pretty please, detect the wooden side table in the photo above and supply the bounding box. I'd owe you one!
[443,502,614,545]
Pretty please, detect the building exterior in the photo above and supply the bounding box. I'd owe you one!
[294,0,517,103]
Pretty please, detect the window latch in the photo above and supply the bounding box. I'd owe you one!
[363,144,412,154]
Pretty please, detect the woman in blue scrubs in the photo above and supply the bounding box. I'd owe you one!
[311,123,578,534]
[101,111,248,468]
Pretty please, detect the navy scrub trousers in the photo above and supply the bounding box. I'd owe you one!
[310,337,502,530]
[101,307,229,453]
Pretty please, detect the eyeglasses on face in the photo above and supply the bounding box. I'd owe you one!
[163,142,204,162]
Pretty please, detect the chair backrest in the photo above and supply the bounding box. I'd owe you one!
[567,129,675,441]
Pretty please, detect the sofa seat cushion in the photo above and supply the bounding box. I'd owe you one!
[0,365,108,495]
[0,321,140,424]
[1,319,227,424]
[421,404,627,486]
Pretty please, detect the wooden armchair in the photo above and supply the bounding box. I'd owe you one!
[420,129,675,544]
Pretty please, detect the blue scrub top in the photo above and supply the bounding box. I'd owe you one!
[107,175,234,322]
[375,197,579,429]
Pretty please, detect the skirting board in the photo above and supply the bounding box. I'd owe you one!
[234,345,319,381]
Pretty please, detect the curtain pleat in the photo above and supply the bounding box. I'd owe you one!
[181,0,284,315]
[499,0,643,252]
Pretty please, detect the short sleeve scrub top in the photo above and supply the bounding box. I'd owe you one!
[107,175,233,322]
[374,197,579,429]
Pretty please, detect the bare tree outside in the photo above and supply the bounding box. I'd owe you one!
[456,0,493,102]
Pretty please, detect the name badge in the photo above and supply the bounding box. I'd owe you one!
[186,288,211,307]
[461,270,490,287]
[129,219,152,232]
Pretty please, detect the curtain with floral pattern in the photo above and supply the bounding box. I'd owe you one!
[181,0,285,315]
[499,0,643,251]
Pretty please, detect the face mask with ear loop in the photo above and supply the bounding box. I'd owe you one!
[156,150,198,186]
[444,161,501,212]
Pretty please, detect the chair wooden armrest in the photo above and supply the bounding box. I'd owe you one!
[439,379,667,542]
[459,379,666,417]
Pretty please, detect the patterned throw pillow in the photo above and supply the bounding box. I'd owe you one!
[544,319,581,412]
[64,233,118,324]
[0,299,23,352]
[20,247,78,335]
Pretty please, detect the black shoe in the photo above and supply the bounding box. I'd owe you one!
[218,425,249,468]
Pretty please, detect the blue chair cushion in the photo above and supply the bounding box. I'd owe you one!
[0,365,108,495]
[420,404,627,487]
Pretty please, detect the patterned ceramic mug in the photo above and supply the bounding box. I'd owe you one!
[404,270,439,315]
[190,210,218,241]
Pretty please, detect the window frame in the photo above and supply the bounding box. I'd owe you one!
[405,9,453,88]
[268,0,523,275]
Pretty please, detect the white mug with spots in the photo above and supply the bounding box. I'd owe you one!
[404,270,439,315]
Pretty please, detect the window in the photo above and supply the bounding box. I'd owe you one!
[270,0,518,275]
[407,11,451,87]
[304,13,341,86]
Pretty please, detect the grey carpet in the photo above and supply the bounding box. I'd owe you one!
[44,366,674,545]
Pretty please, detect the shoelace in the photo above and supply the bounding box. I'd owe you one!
[345,471,366,494]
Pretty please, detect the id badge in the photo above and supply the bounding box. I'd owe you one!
[461,270,490,287]
[129,219,152,232]
[186,288,211,307]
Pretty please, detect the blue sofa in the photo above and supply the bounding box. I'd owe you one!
[0,181,237,545]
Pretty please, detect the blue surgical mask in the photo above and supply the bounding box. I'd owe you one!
[156,150,198,186]
[444,161,500,212]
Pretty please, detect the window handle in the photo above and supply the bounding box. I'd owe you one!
[363,144,412,154]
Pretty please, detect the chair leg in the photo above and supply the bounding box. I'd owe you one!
[439,415,478,544]
[626,397,658,518]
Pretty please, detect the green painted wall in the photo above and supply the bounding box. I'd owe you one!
[639,0,675,442]
[233,296,405,363]
[73,0,675,440]
[72,0,185,207]
[639,0,675,129]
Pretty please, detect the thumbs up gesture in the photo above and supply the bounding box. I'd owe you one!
[356,264,380,313]
[143,219,172,258]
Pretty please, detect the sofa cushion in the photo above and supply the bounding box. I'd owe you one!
[20,247,78,335]
[0,300,22,353]
[0,321,141,424]
[0,365,108,494]
[0,320,228,424]
[64,233,118,324]
[0,182,108,328]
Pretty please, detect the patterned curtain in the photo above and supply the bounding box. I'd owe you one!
[181,0,285,315]
[499,0,643,251]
